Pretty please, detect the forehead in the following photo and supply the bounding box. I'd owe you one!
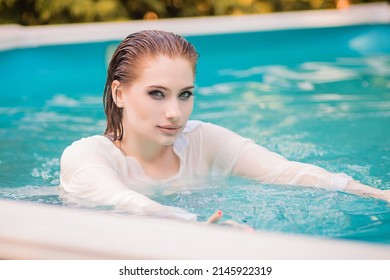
[135,55,195,83]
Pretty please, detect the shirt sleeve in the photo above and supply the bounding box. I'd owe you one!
[201,123,352,191]
[59,138,197,221]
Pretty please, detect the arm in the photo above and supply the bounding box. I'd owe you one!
[61,164,196,220]
[201,123,389,202]
[59,140,197,221]
[233,144,390,202]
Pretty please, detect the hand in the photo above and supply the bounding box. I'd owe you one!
[206,210,254,232]
[346,181,390,203]
[379,190,390,203]
[206,210,223,223]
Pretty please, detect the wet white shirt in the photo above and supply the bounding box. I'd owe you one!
[59,120,352,221]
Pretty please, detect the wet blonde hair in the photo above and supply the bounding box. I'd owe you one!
[103,30,199,141]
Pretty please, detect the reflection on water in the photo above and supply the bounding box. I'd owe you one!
[219,56,390,84]
[1,52,390,244]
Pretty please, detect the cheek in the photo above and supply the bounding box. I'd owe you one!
[183,101,194,117]
[124,96,155,120]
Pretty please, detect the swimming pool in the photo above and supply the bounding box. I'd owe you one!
[1,3,390,258]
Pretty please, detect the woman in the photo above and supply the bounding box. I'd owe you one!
[60,30,389,223]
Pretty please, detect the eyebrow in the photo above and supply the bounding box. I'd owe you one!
[147,85,195,91]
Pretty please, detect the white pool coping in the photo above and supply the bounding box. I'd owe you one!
[1,3,390,259]
[0,2,389,51]
[1,199,389,259]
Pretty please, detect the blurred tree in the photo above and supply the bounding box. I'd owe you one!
[0,0,129,24]
[0,0,386,25]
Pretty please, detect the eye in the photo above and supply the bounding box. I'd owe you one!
[179,91,193,101]
[148,90,165,100]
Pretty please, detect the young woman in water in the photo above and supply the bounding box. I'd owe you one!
[59,30,390,223]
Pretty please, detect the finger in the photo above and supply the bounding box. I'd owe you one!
[206,210,223,224]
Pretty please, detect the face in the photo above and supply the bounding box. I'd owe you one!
[113,55,194,146]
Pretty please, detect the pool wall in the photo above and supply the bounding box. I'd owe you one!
[1,2,390,259]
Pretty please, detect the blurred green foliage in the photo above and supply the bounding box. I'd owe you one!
[0,0,385,25]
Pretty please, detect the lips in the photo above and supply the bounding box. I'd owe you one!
[157,125,182,135]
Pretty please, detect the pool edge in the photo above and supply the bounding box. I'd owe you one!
[1,199,389,259]
[0,2,389,51]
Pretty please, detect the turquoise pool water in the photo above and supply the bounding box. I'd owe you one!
[1,24,390,244]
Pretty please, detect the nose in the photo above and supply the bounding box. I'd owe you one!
[165,99,181,123]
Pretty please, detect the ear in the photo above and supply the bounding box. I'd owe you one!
[111,80,124,108]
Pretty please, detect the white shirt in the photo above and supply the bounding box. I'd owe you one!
[59,120,352,221]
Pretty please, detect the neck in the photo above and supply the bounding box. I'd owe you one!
[119,136,168,162]
[116,135,180,180]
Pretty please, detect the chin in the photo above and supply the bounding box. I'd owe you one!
[159,136,179,146]
[161,139,176,146]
